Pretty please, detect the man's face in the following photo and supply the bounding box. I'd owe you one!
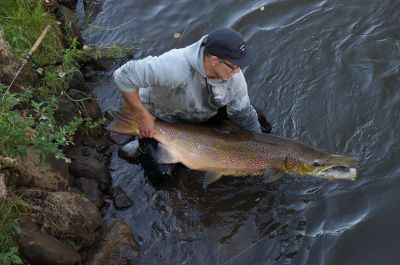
[213,58,241,81]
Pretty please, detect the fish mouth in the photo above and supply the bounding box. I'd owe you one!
[315,165,357,180]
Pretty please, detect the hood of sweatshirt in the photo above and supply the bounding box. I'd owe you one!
[183,35,231,87]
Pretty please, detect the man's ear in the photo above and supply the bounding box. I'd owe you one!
[209,55,219,66]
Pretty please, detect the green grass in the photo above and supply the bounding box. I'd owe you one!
[0,0,62,64]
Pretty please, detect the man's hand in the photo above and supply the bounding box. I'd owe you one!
[136,109,156,138]
[121,90,156,138]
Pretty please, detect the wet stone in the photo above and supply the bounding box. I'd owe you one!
[19,225,81,265]
[107,132,132,145]
[112,187,132,210]
[68,153,111,192]
[76,177,104,209]
[118,139,140,164]
[81,147,91,156]
[84,219,139,265]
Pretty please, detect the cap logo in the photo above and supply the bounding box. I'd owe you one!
[239,44,246,54]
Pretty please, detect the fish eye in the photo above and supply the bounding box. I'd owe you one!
[313,160,324,167]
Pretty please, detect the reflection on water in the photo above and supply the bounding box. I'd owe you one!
[81,0,400,264]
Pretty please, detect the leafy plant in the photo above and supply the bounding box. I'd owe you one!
[82,117,107,136]
[0,247,23,265]
[0,84,34,158]
[0,85,83,160]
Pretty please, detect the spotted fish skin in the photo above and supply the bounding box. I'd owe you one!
[108,104,357,182]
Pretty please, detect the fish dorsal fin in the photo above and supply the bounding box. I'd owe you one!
[203,171,223,186]
[262,168,284,183]
[216,121,241,134]
[155,143,178,164]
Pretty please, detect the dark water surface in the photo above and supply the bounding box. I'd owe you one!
[78,0,400,264]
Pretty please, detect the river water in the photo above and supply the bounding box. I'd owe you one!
[78,0,400,264]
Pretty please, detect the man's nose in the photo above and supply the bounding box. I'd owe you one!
[233,67,241,73]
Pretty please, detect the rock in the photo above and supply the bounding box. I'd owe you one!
[68,152,111,192]
[68,70,85,91]
[82,98,101,120]
[19,223,81,265]
[85,219,139,265]
[91,58,116,71]
[118,139,140,164]
[55,96,81,125]
[83,65,97,80]
[76,178,104,209]
[112,187,132,210]
[15,147,69,191]
[66,89,102,120]
[57,4,83,45]
[78,132,108,147]
[30,191,102,246]
[108,132,133,145]
[59,0,78,10]
[67,88,86,100]
[95,137,110,154]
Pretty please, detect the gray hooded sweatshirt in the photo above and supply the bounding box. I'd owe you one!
[113,36,261,132]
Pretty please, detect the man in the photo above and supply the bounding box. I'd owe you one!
[113,28,269,184]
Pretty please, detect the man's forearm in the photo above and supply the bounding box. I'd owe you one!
[121,90,148,114]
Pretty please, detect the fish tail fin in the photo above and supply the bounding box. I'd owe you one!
[106,100,139,136]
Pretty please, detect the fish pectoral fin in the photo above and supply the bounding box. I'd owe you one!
[262,168,284,183]
[203,171,223,186]
[155,143,178,164]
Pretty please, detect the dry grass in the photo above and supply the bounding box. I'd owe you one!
[28,193,97,245]
[0,31,13,64]
[0,157,17,169]
[0,31,18,85]
[0,173,7,199]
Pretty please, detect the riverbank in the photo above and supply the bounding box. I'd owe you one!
[0,1,138,264]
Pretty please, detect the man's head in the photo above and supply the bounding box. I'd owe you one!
[203,28,257,80]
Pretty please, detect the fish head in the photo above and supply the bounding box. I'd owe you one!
[283,143,357,180]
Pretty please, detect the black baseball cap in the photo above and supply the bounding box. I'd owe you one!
[204,28,257,67]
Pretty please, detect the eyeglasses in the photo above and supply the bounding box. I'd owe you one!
[220,60,240,72]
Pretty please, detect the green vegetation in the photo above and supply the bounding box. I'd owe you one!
[0,196,28,265]
[0,0,96,263]
[0,84,83,161]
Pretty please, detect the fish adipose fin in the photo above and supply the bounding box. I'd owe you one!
[106,100,139,135]
[262,168,284,183]
[155,143,179,164]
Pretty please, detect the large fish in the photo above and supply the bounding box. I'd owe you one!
[107,103,357,183]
